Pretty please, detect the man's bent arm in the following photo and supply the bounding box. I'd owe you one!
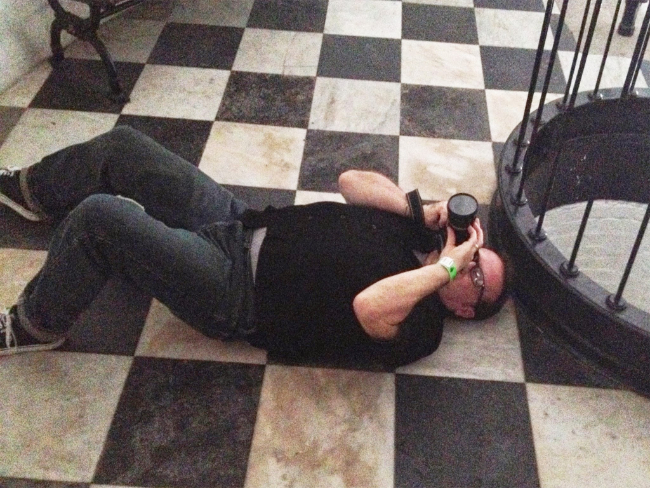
[353,223,484,340]
[338,170,410,217]
[338,170,449,229]
[353,263,450,340]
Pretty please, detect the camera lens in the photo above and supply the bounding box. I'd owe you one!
[447,193,478,244]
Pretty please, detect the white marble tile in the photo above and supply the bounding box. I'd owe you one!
[402,40,484,89]
[325,0,402,39]
[170,0,255,27]
[0,62,52,108]
[0,109,118,169]
[527,384,650,488]
[475,8,555,49]
[403,0,473,5]
[233,29,323,76]
[557,52,648,91]
[397,299,525,382]
[398,135,496,203]
[245,365,395,488]
[136,299,267,364]
[0,249,47,306]
[0,352,132,481]
[309,78,401,135]
[485,89,563,143]
[122,65,230,120]
[294,191,346,205]
[64,19,166,63]
[199,121,306,189]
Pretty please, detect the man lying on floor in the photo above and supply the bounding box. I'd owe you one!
[0,126,506,366]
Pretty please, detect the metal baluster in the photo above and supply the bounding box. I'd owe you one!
[623,4,650,96]
[629,17,650,94]
[607,204,650,311]
[513,0,570,206]
[559,0,593,110]
[590,0,624,100]
[569,0,604,108]
[531,0,570,137]
[526,150,563,242]
[507,0,555,176]
[560,199,594,277]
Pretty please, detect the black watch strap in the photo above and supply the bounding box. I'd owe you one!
[406,189,425,227]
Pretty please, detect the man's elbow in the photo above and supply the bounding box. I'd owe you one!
[338,170,361,197]
[353,294,398,340]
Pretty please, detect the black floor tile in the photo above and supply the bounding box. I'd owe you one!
[148,23,243,69]
[514,298,623,390]
[401,85,491,141]
[318,35,401,82]
[481,46,566,92]
[222,184,296,210]
[217,71,315,128]
[298,130,399,192]
[115,115,213,166]
[247,0,328,32]
[395,375,540,488]
[403,4,478,44]
[29,59,143,113]
[474,0,545,11]
[0,106,23,146]
[0,479,88,488]
[61,278,151,356]
[93,357,265,488]
[0,209,54,250]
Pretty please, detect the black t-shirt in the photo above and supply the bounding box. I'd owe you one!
[241,202,445,368]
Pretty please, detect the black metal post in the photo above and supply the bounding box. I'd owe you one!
[623,5,650,96]
[607,204,650,310]
[530,0,570,142]
[569,0,604,108]
[508,0,555,176]
[560,199,594,277]
[525,150,562,242]
[629,17,650,93]
[590,0,625,100]
[559,0,593,110]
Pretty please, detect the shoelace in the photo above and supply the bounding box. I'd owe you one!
[0,167,20,177]
[0,309,17,350]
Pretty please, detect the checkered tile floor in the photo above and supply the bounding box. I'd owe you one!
[2,0,650,487]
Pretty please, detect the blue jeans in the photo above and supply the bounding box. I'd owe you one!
[17,126,252,342]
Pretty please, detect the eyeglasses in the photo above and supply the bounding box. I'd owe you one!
[470,253,486,306]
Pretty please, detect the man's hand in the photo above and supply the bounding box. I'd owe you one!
[423,201,448,230]
[437,218,484,275]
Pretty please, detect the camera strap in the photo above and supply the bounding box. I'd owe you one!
[406,189,425,227]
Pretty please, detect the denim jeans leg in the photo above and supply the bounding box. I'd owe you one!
[23,126,247,230]
[18,194,238,340]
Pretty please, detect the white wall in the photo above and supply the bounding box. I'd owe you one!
[0,0,82,94]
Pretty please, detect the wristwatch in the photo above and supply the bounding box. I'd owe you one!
[437,256,457,281]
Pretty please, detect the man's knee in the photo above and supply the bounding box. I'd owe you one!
[104,125,145,145]
[68,194,131,229]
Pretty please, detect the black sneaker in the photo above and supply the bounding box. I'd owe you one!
[0,307,64,356]
[0,167,42,221]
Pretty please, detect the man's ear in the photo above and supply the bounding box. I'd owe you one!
[454,306,475,319]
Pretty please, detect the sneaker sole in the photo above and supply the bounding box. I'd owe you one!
[0,193,42,221]
[0,337,65,356]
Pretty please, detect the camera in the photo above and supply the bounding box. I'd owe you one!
[447,193,478,244]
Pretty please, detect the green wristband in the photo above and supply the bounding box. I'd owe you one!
[438,256,457,281]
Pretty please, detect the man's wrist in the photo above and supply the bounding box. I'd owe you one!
[437,256,457,281]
